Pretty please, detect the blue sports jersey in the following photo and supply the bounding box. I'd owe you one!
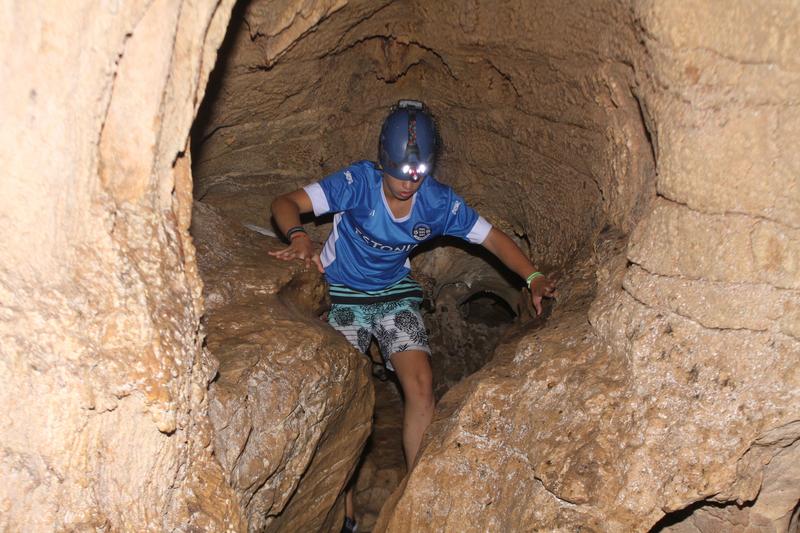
[303,160,492,291]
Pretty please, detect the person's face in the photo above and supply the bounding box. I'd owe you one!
[382,173,424,201]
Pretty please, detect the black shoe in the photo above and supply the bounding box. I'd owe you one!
[342,516,357,533]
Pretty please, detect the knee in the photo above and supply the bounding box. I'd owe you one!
[404,365,434,404]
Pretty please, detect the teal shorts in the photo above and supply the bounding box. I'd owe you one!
[327,297,430,372]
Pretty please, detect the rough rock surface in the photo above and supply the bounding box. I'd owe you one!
[352,377,408,532]
[191,8,657,525]
[0,1,243,530]
[4,0,798,531]
[192,201,373,532]
[411,244,523,398]
[192,0,655,271]
[376,2,800,531]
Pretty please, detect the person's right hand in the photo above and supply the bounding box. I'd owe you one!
[268,234,323,273]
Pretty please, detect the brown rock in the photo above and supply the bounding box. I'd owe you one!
[0,1,242,530]
[623,264,799,337]
[658,107,800,228]
[194,201,374,532]
[4,0,798,531]
[192,0,655,270]
[629,198,800,289]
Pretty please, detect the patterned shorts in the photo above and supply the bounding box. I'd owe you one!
[327,297,430,372]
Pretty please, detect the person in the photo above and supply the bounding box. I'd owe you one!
[269,100,555,533]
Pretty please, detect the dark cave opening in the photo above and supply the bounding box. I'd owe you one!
[459,290,517,326]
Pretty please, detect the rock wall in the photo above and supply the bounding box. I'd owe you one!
[192,0,654,268]
[376,2,800,531]
[3,0,796,531]
[192,201,374,532]
[191,0,657,433]
[2,1,380,530]
[0,1,245,530]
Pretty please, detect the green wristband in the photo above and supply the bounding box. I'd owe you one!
[526,271,544,288]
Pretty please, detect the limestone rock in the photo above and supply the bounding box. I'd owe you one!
[5,0,798,531]
[623,264,799,337]
[378,2,800,530]
[0,1,242,530]
[375,259,632,530]
[661,433,800,532]
[628,199,800,289]
[193,201,374,532]
[192,0,655,269]
[378,237,799,531]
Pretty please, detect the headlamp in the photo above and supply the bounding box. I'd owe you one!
[399,162,427,182]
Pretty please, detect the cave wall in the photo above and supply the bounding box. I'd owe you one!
[0,1,242,530]
[2,0,796,531]
[192,0,655,268]
[191,201,373,532]
[191,0,657,414]
[1,1,379,531]
[377,1,800,531]
[191,0,798,530]
[599,1,800,529]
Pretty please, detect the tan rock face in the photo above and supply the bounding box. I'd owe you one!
[376,2,800,531]
[192,202,374,532]
[192,0,655,270]
[0,1,245,531]
[4,0,798,531]
[192,8,657,517]
[2,0,380,530]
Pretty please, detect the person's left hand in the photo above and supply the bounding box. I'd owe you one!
[529,274,557,316]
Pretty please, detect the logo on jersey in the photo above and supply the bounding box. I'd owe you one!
[412,223,432,241]
[355,225,418,252]
[451,201,461,215]
[344,170,354,184]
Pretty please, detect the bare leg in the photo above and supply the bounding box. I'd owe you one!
[390,350,436,470]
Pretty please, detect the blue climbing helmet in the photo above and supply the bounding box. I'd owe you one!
[379,100,437,182]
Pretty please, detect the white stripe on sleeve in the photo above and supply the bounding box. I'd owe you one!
[303,182,330,216]
[467,216,492,244]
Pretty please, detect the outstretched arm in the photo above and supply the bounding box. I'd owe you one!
[268,189,323,273]
[481,227,556,316]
